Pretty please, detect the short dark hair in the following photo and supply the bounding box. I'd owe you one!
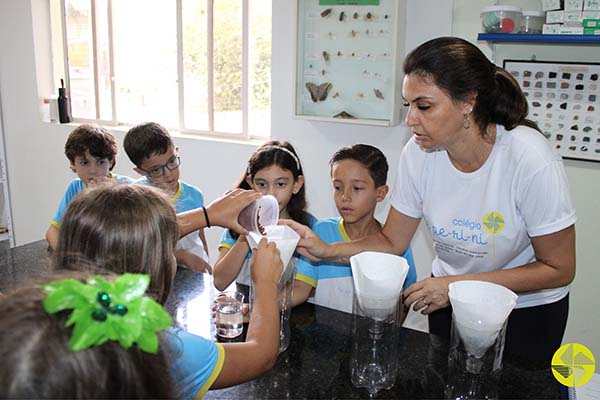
[0,273,174,399]
[329,144,388,187]
[123,122,174,167]
[64,124,118,171]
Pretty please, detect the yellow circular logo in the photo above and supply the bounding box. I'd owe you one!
[551,343,596,387]
[483,211,505,235]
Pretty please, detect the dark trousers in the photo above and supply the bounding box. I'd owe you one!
[429,293,569,366]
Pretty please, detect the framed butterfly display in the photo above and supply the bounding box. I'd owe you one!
[295,0,406,126]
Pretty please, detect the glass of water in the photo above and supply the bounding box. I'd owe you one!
[214,291,245,339]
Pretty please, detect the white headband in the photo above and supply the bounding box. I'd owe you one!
[259,145,301,171]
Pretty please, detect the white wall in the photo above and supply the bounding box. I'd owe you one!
[1,0,598,353]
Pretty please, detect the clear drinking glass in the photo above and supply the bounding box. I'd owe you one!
[214,291,245,339]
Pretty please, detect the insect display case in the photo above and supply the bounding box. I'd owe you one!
[294,0,406,126]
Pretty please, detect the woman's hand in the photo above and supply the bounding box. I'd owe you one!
[250,238,283,288]
[178,189,262,237]
[403,276,455,315]
[207,189,262,234]
[278,219,328,262]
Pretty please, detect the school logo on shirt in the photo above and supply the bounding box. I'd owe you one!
[482,211,504,258]
[482,211,505,234]
[551,343,595,387]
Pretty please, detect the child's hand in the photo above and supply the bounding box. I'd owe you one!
[87,175,111,187]
[175,249,213,274]
[278,219,327,262]
[250,238,282,287]
[206,189,262,234]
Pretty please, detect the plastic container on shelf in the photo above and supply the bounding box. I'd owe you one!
[520,11,546,34]
[481,5,523,33]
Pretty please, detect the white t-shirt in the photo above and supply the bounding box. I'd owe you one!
[391,124,576,308]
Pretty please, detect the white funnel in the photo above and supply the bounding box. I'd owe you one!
[350,251,409,321]
[247,225,300,282]
[448,281,517,358]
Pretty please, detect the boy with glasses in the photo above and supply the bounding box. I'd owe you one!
[46,124,133,250]
[124,122,211,274]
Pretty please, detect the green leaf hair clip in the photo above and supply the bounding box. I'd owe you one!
[41,273,172,353]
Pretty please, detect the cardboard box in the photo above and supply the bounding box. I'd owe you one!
[542,0,564,11]
[543,23,562,33]
[565,10,583,22]
[583,17,600,26]
[547,10,565,23]
[565,0,584,10]
[558,25,585,32]
[584,0,600,10]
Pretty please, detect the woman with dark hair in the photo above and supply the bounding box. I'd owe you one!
[284,37,576,364]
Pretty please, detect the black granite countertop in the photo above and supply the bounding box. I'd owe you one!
[1,241,562,399]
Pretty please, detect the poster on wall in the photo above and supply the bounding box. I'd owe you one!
[295,0,405,126]
[504,59,600,162]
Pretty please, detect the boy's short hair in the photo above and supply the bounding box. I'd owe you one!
[64,124,118,171]
[123,122,174,167]
[329,144,388,187]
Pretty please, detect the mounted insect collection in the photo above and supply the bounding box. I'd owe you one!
[295,0,406,126]
[504,60,600,162]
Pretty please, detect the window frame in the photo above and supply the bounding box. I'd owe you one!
[56,0,269,141]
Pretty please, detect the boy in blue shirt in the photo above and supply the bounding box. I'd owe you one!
[46,124,133,250]
[124,122,211,273]
[294,144,417,314]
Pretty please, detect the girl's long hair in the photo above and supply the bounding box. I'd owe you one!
[229,141,310,238]
[54,184,179,305]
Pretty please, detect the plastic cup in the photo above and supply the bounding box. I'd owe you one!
[237,195,279,235]
[214,291,245,338]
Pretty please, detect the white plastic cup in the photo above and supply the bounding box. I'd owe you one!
[237,195,279,235]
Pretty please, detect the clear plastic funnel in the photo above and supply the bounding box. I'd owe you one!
[247,225,300,282]
[238,195,279,235]
[448,280,517,358]
[350,251,409,321]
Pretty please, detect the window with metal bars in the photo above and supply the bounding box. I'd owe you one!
[49,0,271,140]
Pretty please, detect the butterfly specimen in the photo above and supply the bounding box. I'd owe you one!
[305,82,333,102]
[333,111,356,119]
[322,51,330,63]
[374,88,384,100]
[320,8,332,18]
[339,11,345,21]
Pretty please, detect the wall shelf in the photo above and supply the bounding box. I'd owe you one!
[478,33,600,45]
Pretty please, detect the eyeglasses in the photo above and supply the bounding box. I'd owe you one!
[139,155,181,178]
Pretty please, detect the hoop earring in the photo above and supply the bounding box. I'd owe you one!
[463,114,471,130]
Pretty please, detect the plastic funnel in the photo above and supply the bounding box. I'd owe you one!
[238,195,279,235]
[350,251,409,321]
[247,225,300,282]
[448,280,517,358]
